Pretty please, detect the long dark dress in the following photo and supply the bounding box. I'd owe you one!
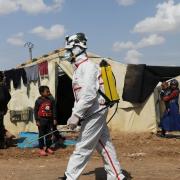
[160,89,180,131]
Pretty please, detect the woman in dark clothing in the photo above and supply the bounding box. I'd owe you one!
[0,72,11,148]
[160,79,180,136]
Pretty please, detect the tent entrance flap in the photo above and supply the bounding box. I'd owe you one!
[56,74,74,125]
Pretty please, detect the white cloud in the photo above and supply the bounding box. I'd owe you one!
[18,0,64,14]
[0,0,64,15]
[31,24,65,40]
[113,34,165,52]
[113,34,164,63]
[124,49,142,64]
[113,41,134,51]
[0,0,19,15]
[136,34,165,48]
[133,0,180,33]
[116,0,136,6]
[6,32,25,46]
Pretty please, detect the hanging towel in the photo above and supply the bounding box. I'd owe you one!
[13,68,27,88]
[38,61,49,78]
[4,68,27,89]
[25,65,39,84]
[4,69,14,89]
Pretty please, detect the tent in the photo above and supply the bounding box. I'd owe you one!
[4,49,159,136]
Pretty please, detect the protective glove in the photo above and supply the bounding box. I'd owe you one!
[67,114,79,130]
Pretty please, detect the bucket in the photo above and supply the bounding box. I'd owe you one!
[17,132,39,148]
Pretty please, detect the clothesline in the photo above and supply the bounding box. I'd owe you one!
[3,60,50,90]
[0,49,66,89]
[17,48,66,69]
[1,46,112,90]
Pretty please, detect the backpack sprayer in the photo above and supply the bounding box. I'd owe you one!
[100,59,120,124]
[25,59,120,146]
[100,59,120,103]
[80,59,120,123]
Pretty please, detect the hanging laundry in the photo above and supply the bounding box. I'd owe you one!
[25,65,39,84]
[38,61,49,78]
[4,69,14,89]
[13,68,27,88]
[4,68,27,89]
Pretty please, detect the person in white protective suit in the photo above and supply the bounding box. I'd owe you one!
[59,33,126,180]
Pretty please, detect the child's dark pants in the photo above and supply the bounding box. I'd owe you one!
[38,119,52,149]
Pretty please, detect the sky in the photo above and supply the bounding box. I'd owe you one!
[0,0,180,70]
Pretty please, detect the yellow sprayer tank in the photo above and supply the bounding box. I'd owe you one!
[100,60,120,103]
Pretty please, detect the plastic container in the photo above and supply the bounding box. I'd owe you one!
[17,132,39,148]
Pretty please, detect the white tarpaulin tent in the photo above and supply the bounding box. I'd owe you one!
[4,49,159,136]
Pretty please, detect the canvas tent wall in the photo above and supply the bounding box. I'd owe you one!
[4,49,158,136]
[4,59,57,136]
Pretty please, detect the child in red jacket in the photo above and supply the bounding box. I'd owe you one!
[34,86,57,156]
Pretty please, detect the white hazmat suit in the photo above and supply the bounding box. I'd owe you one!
[64,52,125,180]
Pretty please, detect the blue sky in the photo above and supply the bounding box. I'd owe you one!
[0,0,180,70]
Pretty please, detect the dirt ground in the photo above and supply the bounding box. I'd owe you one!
[0,132,180,180]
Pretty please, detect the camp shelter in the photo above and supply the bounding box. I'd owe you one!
[4,49,159,136]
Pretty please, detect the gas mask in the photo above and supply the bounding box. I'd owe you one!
[64,49,74,63]
[64,46,85,64]
[63,33,87,63]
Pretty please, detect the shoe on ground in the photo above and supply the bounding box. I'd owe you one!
[46,148,54,154]
[57,175,67,180]
[39,149,48,156]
